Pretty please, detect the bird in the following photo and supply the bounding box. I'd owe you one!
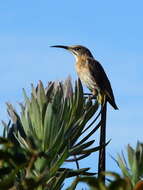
[51,45,118,110]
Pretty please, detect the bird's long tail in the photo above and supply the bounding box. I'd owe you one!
[98,97,107,183]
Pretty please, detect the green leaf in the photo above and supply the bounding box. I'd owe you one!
[70,140,95,155]
[50,148,68,177]
[53,170,68,190]
[76,121,101,146]
[37,81,47,111]
[127,144,135,169]
[117,154,131,178]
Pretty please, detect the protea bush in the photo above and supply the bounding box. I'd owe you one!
[1,77,101,190]
[1,78,143,190]
[117,142,143,187]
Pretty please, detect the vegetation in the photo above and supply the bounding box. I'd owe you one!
[0,77,143,189]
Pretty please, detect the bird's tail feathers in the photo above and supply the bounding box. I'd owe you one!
[97,92,118,110]
[106,95,118,110]
[97,91,118,110]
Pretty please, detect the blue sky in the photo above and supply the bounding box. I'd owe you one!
[0,0,143,188]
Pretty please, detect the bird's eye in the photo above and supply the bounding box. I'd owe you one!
[75,47,81,51]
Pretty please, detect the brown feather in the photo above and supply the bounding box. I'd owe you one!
[87,58,118,110]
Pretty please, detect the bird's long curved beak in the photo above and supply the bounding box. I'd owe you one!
[50,45,69,50]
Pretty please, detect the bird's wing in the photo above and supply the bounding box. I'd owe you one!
[87,58,118,109]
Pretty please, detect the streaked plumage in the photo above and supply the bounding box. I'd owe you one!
[51,45,118,110]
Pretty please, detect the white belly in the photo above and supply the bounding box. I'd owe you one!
[76,64,97,91]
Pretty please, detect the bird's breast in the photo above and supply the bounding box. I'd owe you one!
[75,60,97,91]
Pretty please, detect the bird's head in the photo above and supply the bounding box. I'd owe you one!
[51,45,93,59]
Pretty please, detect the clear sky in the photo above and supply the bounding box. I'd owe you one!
[0,0,143,188]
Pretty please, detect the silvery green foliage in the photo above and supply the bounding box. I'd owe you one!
[4,77,101,190]
[117,142,143,186]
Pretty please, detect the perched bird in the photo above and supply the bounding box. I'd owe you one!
[51,45,118,110]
